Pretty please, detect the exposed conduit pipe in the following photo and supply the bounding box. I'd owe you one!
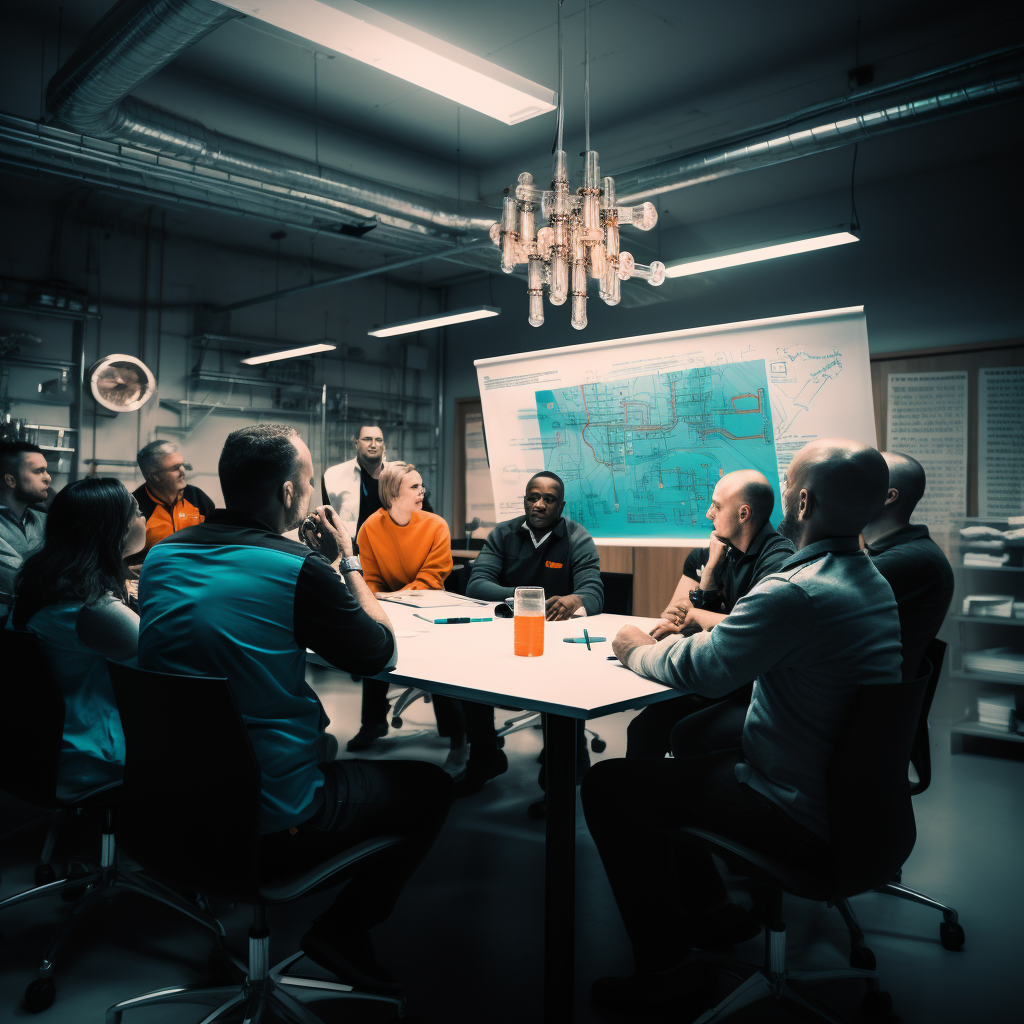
[615,43,1024,203]
[36,0,1024,249]
[46,0,496,245]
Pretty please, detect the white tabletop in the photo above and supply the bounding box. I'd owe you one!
[309,602,680,720]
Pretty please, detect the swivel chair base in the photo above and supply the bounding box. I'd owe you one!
[693,920,889,1024]
[107,907,404,1024]
[0,811,224,1014]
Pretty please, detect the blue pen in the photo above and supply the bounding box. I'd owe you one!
[413,614,493,624]
[583,628,592,651]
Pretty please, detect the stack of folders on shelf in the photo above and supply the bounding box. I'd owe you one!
[960,524,1024,567]
[963,647,1024,677]
[962,594,1015,617]
[976,690,1017,732]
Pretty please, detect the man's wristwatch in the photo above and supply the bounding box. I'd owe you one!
[689,587,717,610]
[340,555,363,575]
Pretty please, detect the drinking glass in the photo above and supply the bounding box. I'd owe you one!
[514,586,545,657]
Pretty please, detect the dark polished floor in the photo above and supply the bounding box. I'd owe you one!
[1,665,1021,1023]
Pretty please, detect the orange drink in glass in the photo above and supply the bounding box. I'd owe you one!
[514,586,545,657]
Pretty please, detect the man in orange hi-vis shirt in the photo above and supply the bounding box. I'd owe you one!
[133,440,214,558]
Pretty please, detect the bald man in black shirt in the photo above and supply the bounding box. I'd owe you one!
[862,452,954,679]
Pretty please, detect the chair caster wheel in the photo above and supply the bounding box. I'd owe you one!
[862,990,892,1018]
[392,716,403,729]
[24,978,56,1014]
[590,739,606,753]
[850,946,876,970]
[940,921,965,950]
[34,864,56,886]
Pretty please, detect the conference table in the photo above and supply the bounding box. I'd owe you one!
[312,600,682,1023]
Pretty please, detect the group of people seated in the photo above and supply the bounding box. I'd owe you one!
[0,420,954,1012]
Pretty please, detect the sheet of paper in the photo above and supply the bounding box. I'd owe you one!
[886,371,968,525]
[377,591,489,608]
[978,367,1024,517]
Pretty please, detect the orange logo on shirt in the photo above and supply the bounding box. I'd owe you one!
[545,560,563,569]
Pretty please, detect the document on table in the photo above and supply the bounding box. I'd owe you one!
[887,371,968,526]
[377,591,489,608]
[978,367,1024,517]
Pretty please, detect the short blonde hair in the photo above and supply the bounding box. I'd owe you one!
[378,460,417,510]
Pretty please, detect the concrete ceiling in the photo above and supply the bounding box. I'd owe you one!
[4,0,1023,283]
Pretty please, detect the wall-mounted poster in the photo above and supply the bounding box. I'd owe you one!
[886,371,968,525]
[978,367,1024,517]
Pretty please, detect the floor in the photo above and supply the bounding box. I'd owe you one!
[1,665,1021,1024]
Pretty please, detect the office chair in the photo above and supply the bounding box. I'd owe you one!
[0,630,223,1014]
[105,663,406,1024]
[678,659,934,1023]
[837,638,965,963]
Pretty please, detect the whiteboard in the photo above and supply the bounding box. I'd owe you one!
[475,306,876,546]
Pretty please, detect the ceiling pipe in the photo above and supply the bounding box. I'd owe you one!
[615,43,1024,203]
[30,0,1024,260]
[46,0,497,246]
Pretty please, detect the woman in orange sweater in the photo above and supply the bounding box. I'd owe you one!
[346,462,503,788]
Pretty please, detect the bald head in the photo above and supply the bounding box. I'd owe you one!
[779,438,888,547]
[882,452,926,513]
[706,469,775,549]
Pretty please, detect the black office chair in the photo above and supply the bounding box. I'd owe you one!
[837,638,965,962]
[0,630,224,1014]
[599,570,634,615]
[105,663,406,1024]
[679,660,933,1023]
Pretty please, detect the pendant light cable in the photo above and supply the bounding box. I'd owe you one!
[553,0,565,154]
[584,0,591,153]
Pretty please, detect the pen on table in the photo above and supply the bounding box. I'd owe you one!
[412,614,493,624]
[583,628,592,651]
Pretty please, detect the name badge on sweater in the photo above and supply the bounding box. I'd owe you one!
[545,560,563,569]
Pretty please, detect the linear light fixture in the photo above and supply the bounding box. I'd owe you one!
[214,0,557,125]
[368,306,501,338]
[664,229,859,278]
[241,342,337,365]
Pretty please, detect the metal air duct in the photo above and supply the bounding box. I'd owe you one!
[46,0,496,245]
[615,44,1024,203]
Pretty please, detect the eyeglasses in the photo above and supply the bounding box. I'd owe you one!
[159,461,191,474]
[524,493,559,505]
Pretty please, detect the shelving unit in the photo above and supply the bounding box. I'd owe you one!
[948,517,1024,754]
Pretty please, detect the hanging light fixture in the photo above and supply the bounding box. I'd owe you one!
[491,0,664,330]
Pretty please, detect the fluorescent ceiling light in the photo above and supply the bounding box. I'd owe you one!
[241,342,337,365]
[664,229,859,278]
[368,306,501,338]
[215,0,557,125]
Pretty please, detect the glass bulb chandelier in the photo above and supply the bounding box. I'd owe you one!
[490,0,664,330]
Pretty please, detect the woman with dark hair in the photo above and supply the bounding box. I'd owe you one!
[11,477,147,799]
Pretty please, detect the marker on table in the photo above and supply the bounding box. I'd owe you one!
[583,628,592,651]
[413,614,493,625]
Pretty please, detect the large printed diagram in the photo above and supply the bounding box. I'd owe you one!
[535,359,781,540]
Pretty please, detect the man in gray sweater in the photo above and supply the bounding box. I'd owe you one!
[582,439,901,1016]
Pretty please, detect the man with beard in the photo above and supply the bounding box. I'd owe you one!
[322,424,387,545]
[581,439,902,1016]
[137,424,452,990]
[626,469,792,761]
[0,442,51,623]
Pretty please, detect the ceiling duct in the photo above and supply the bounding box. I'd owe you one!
[4,1,1017,266]
[614,44,1024,203]
[45,0,496,247]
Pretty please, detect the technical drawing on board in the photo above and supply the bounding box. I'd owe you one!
[535,360,780,540]
[476,307,877,544]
